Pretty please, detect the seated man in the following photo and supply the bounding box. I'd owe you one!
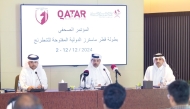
[19,54,48,91]
[144,53,175,86]
[103,83,126,109]
[80,53,112,88]
[167,80,190,109]
[13,94,43,109]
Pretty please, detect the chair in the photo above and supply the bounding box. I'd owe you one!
[14,75,19,91]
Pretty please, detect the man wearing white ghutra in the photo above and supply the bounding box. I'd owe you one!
[80,53,112,88]
[144,53,175,86]
[19,54,48,91]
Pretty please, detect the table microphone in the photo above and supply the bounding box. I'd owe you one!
[82,70,89,81]
[111,64,121,76]
[82,70,89,89]
[103,68,111,84]
[35,72,43,89]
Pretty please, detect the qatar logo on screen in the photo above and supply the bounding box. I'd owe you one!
[114,9,120,18]
[35,8,48,25]
[57,10,86,20]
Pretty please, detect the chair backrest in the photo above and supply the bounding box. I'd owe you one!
[14,75,19,91]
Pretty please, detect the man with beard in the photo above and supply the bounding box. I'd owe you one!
[80,53,112,88]
[19,54,48,91]
[144,53,175,86]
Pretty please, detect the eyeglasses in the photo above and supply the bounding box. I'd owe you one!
[167,94,170,99]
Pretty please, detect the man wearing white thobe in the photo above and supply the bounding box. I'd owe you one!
[19,54,48,91]
[144,53,175,86]
[80,53,112,88]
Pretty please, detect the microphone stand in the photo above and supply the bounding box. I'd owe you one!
[35,72,44,89]
[103,69,111,84]
[83,77,88,89]
[115,72,118,84]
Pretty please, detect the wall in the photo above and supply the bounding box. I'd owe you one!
[144,12,190,81]
[0,0,144,89]
[144,0,190,81]
[144,0,190,13]
[0,11,1,89]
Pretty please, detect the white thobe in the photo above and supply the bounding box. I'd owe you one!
[80,66,112,88]
[144,65,175,86]
[19,68,48,90]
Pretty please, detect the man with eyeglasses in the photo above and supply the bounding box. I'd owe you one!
[166,80,190,109]
[144,53,175,87]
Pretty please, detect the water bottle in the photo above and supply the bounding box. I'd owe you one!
[90,79,94,90]
[160,77,164,88]
[17,81,21,92]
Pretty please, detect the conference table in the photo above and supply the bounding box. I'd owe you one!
[0,88,170,109]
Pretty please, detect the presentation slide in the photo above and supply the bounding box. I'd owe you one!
[21,4,127,66]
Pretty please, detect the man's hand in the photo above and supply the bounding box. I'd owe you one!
[37,85,43,89]
[97,84,101,87]
[27,86,34,91]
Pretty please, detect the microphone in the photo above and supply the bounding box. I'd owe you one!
[35,72,43,89]
[111,65,121,76]
[82,70,89,81]
[103,68,111,84]
[82,70,89,89]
